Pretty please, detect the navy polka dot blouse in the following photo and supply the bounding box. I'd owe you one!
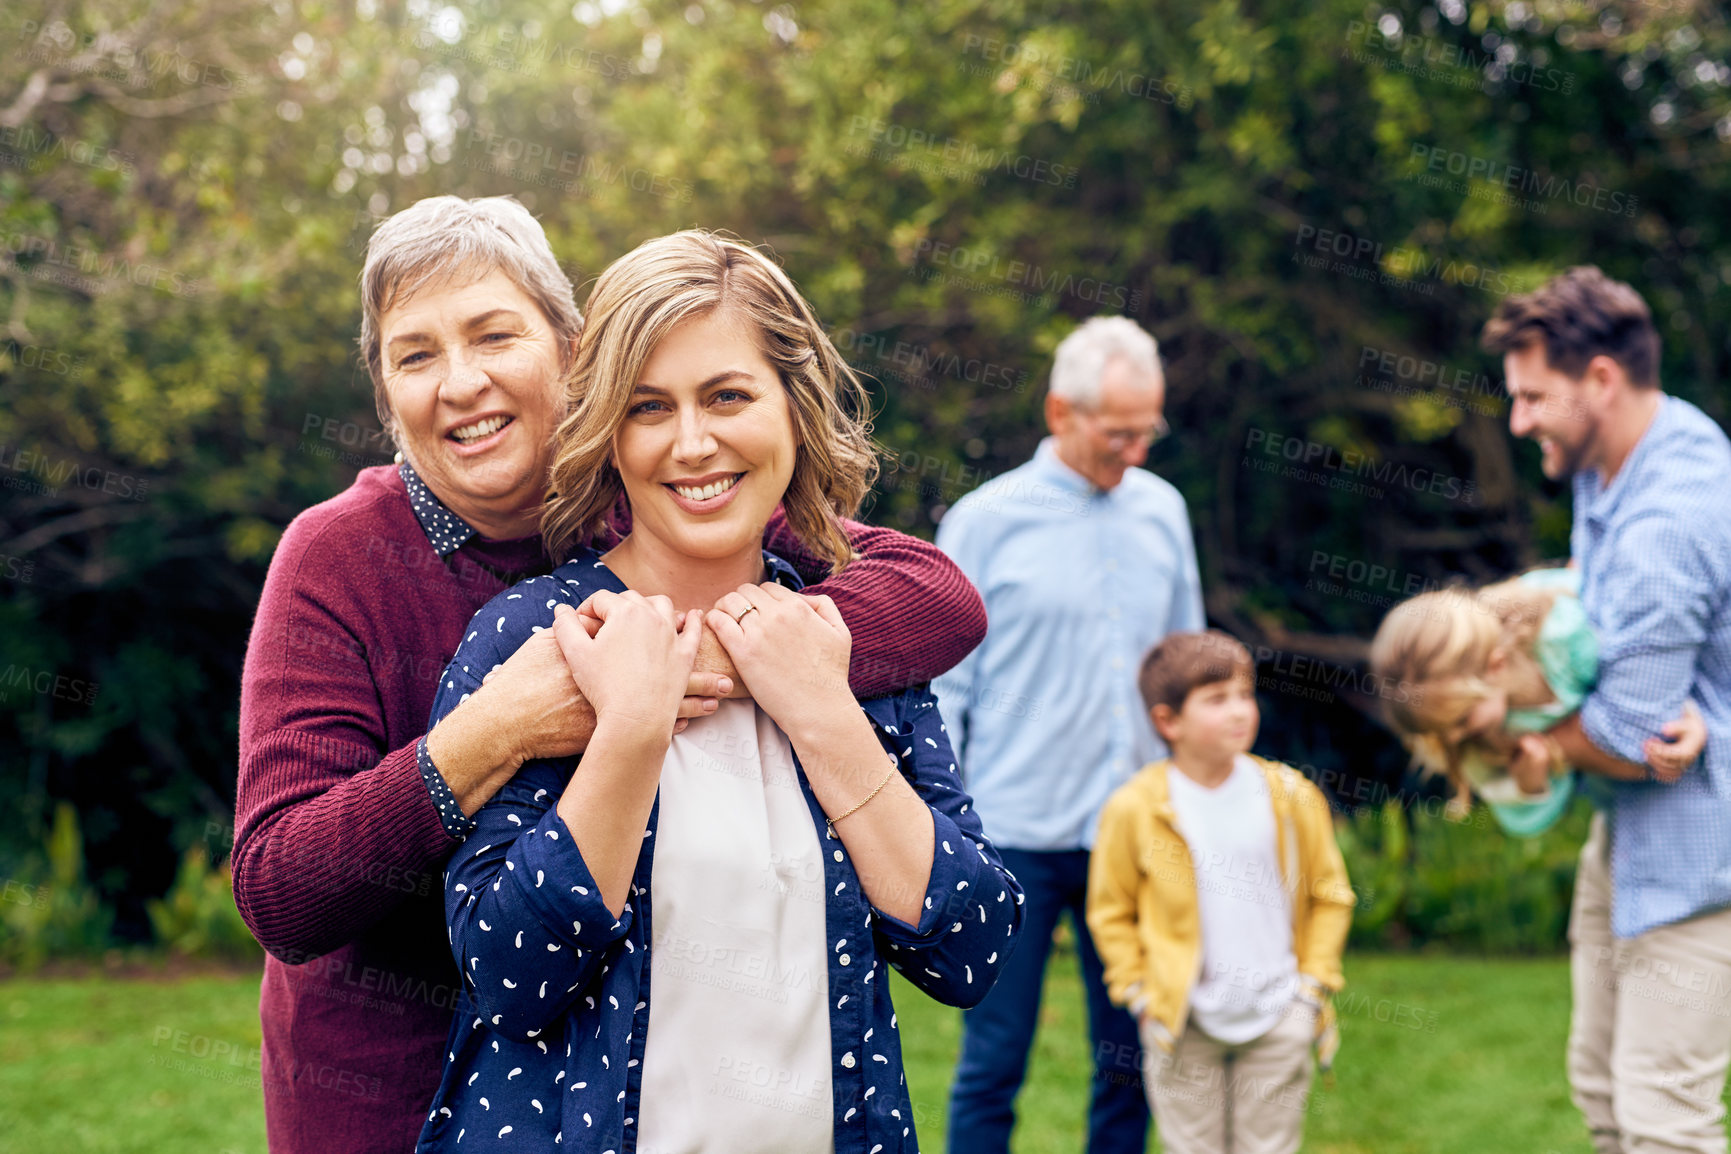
[414,547,1025,1152]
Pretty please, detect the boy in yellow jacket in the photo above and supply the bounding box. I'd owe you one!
[1087,630,1354,1154]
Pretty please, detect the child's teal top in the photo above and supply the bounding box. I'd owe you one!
[1474,566,1597,837]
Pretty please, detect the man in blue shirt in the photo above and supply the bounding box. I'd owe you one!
[1484,266,1731,1154]
[936,316,1205,1154]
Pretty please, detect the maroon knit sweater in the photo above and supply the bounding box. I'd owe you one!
[233,465,984,1154]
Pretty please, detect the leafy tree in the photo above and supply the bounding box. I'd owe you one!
[1,0,1726,943]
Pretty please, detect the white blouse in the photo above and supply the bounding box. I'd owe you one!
[635,700,836,1154]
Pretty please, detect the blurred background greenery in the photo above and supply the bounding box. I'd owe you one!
[2,0,1729,963]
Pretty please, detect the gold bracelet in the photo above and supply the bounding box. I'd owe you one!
[1541,734,1568,775]
[826,760,900,838]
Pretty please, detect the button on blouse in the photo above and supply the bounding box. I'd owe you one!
[414,548,1025,1153]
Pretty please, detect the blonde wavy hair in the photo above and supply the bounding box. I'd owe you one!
[1368,575,1558,799]
[540,230,878,567]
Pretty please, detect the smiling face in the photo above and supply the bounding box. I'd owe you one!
[1045,356,1167,491]
[378,268,568,538]
[610,309,797,572]
[1503,343,1603,481]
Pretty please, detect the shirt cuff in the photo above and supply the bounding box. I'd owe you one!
[870,809,988,945]
[418,735,478,841]
[513,805,634,949]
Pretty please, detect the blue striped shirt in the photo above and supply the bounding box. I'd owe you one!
[932,438,1206,851]
[1571,395,1731,937]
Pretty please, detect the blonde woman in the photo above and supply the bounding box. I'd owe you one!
[236,195,986,1154]
[1369,566,1704,835]
[415,231,1023,1153]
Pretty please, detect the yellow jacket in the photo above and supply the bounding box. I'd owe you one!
[1086,754,1355,1059]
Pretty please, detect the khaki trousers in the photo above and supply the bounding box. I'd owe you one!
[1569,812,1731,1154]
[1140,1000,1315,1154]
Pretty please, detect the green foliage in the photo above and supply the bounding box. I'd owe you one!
[0,802,113,970]
[1340,797,1591,953]
[145,848,262,964]
[3,0,1729,944]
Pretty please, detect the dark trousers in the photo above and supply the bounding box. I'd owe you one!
[946,847,1151,1154]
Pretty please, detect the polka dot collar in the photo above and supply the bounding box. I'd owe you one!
[398,461,478,557]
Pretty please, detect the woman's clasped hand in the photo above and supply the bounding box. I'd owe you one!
[550,593,702,738]
[549,580,858,745]
[705,583,855,743]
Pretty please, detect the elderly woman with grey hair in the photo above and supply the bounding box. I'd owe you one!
[233,196,987,1154]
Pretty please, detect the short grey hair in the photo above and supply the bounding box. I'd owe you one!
[358,195,583,437]
[1048,316,1162,409]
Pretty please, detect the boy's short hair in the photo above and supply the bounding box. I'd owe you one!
[1138,630,1255,714]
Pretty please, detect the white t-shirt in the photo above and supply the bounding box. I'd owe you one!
[1165,755,1298,1044]
[635,700,835,1154]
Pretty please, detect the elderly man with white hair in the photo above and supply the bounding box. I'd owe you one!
[937,316,1205,1154]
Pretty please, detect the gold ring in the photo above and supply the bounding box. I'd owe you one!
[731,604,759,622]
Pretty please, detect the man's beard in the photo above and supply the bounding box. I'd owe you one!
[1542,434,1590,480]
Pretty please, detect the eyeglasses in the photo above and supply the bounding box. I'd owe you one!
[1084,412,1171,449]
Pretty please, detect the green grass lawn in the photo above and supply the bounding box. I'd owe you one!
[0,946,1683,1153]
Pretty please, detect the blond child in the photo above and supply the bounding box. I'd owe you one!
[1087,630,1354,1154]
[1369,566,1705,836]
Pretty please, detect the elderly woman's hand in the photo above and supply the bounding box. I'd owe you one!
[476,629,599,761]
[486,612,729,733]
[425,624,619,817]
[706,583,854,744]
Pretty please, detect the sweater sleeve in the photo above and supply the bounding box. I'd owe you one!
[232,521,459,962]
[866,690,1023,1010]
[762,511,986,698]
